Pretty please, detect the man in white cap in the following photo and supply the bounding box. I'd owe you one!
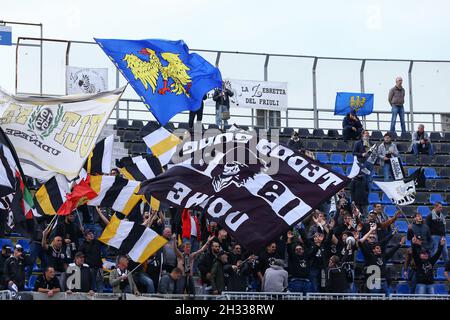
[4,244,28,292]
[388,76,406,135]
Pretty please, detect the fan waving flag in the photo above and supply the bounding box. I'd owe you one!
[99,214,167,263]
[94,38,222,125]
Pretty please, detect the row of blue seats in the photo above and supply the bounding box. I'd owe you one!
[330,164,444,179]
[316,153,450,166]
[367,193,447,206]
[23,275,114,292]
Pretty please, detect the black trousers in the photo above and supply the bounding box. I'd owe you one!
[188,106,204,128]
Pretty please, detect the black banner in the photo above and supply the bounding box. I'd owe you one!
[139,131,349,252]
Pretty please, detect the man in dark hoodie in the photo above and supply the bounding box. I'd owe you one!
[407,213,432,252]
[342,110,363,142]
[3,244,30,292]
[412,236,445,294]
[359,224,406,294]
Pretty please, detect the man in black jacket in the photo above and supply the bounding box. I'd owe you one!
[426,202,448,263]
[407,213,432,252]
[350,174,369,216]
[34,266,61,298]
[286,230,316,294]
[325,255,350,293]
[412,236,445,294]
[213,82,234,129]
[342,110,363,142]
[79,229,104,293]
[3,244,31,291]
[198,239,221,292]
[287,131,305,153]
[62,251,94,295]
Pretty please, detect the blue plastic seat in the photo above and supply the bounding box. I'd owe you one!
[424,168,438,179]
[430,193,446,205]
[16,239,30,253]
[395,221,408,233]
[0,238,14,249]
[396,282,410,294]
[345,154,354,165]
[408,167,419,176]
[417,206,431,217]
[436,267,446,281]
[371,183,381,191]
[329,153,345,165]
[435,284,448,295]
[316,153,329,164]
[368,193,380,204]
[25,275,37,291]
[381,193,392,204]
[446,236,450,248]
[385,205,396,217]
[331,166,345,175]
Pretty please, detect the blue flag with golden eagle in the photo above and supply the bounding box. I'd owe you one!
[334,92,374,116]
[94,38,223,125]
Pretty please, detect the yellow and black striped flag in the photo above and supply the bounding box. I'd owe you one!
[34,176,67,215]
[83,135,114,175]
[99,214,167,263]
[118,155,162,182]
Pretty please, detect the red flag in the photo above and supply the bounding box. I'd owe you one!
[57,175,97,215]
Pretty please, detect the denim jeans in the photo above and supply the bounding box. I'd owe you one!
[309,268,322,293]
[383,163,393,182]
[215,105,229,128]
[390,105,406,134]
[364,161,374,193]
[431,235,449,262]
[412,143,434,156]
[28,241,48,277]
[368,279,390,295]
[133,272,155,293]
[288,278,311,294]
[415,283,435,294]
[90,268,104,293]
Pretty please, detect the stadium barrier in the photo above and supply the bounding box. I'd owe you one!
[223,291,303,300]
[2,291,450,300]
[389,294,450,300]
[306,293,386,300]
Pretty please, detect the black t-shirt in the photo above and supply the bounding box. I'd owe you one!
[46,246,67,273]
[34,274,61,291]
[256,252,280,275]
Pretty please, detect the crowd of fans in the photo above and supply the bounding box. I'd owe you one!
[0,97,448,297]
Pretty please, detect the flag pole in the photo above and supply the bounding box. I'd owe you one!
[129,262,143,275]
[395,204,411,225]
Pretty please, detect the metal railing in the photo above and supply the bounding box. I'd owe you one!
[9,37,450,133]
[111,99,448,133]
[2,291,450,300]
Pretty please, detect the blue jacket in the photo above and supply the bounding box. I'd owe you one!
[353,140,366,162]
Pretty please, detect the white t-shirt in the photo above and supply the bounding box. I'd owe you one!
[190,216,197,237]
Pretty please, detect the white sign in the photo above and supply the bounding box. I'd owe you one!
[66,66,108,95]
[205,79,288,111]
[0,86,125,180]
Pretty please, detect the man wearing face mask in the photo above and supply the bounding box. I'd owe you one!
[377,132,400,182]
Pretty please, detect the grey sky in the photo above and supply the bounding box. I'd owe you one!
[1,0,450,130]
